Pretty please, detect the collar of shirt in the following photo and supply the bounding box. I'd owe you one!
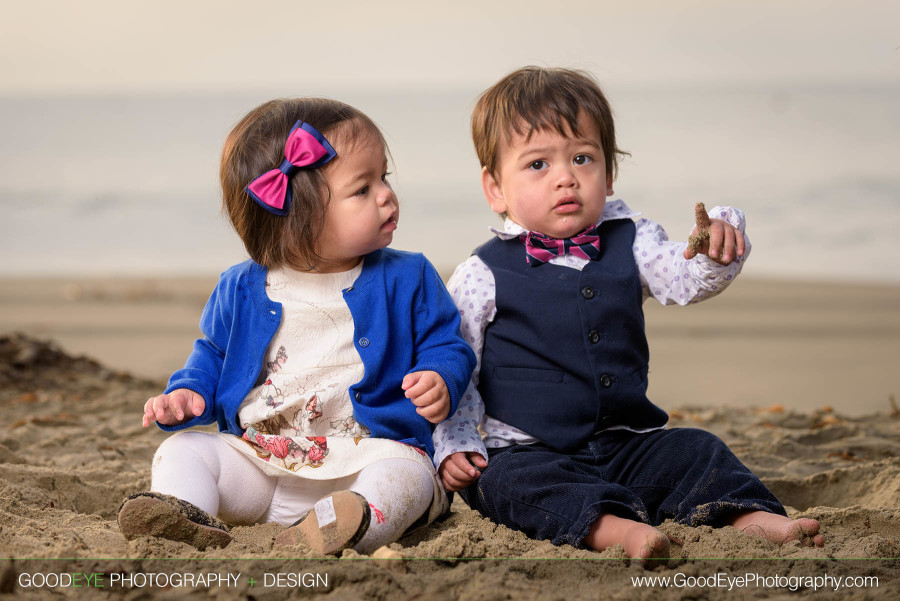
[488,199,642,241]
[487,199,642,270]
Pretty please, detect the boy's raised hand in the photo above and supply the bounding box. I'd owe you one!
[143,388,205,427]
[402,370,450,423]
[439,451,488,492]
[684,202,745,265]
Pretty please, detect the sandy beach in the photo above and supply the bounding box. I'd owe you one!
[1,277,898,599]
[3,276,897,415]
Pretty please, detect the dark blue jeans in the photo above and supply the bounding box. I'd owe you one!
[459,427,786,548]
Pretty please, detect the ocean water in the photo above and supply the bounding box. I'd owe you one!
[1,86,898,283]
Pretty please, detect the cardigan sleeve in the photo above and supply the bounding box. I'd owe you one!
[407,257,477,419]
[158,271,234,431]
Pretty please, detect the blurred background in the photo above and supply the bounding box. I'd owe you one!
[2,0,898,281]
[2,0,898,413]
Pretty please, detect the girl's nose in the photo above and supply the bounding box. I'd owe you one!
[377,183,397,206]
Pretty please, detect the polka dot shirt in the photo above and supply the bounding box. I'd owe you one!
[432,200,750,468]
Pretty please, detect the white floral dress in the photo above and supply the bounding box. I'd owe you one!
[220,263,447,522]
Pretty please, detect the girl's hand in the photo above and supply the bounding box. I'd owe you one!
[143,388,205,427]
[439,451,488,492]
[402,370,450,423]
[684,203,745,265]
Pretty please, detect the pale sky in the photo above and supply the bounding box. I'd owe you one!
[1,0,897,95]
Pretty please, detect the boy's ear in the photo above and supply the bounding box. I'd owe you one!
[482,167,507,215]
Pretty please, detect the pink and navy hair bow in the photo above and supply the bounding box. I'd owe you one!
[245,121,337,216]
[520,225,601,266]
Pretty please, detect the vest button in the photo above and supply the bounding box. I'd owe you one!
[600,374,612,388]
[358,337,370,347]
[589,330,601,344]
[581,286,595,299]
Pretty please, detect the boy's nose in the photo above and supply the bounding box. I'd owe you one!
[554,166,576,188]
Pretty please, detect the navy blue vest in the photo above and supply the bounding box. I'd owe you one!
[475,219,668,451]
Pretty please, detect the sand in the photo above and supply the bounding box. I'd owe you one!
[1,277,899,599]
[3,276,898,415]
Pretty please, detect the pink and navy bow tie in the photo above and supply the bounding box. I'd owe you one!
[245,121,337,216]
[519,225,601,266]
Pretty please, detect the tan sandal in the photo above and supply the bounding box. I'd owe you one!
[117,492,232,550]
[275,490,370,554]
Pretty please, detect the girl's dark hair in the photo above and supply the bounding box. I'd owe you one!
[221,97,384,270]
[472,66,628,180]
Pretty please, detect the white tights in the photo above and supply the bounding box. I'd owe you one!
[150,431,434,554]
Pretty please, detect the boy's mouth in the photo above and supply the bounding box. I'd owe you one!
[554,196,581,214]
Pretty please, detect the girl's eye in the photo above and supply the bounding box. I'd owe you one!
[381,171,392,183]
[356,185,370,196]
[529,160,547,171]
[573,154,592,165]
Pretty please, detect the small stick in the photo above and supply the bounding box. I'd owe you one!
[687,202,711,253]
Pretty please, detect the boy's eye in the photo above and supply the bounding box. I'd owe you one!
[356,185,370,196]
[573,154,592,165]
[381,171,392,182]
[529,160,547,171]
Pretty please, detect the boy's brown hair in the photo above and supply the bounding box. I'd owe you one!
[221,97,384,270]
[472,66,627,180]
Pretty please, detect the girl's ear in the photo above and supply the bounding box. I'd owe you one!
[606,174,614,197]
[482,167,507,215]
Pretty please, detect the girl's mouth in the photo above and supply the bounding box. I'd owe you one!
[381,215,398,231]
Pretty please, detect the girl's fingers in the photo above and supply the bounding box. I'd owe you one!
[417,401,449,423]
[409,386,438,406]
[401,372,421,390]
[153,397,168,421]
[432,408,450,423]
[416,403,443,422]
[167,395,184,420]
[404,379,429,400]
[416,403,438,417]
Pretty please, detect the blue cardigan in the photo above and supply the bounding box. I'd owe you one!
[161,249,476,456]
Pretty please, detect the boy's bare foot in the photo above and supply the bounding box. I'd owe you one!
[586,514,670,568]
[731,511,824,547]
